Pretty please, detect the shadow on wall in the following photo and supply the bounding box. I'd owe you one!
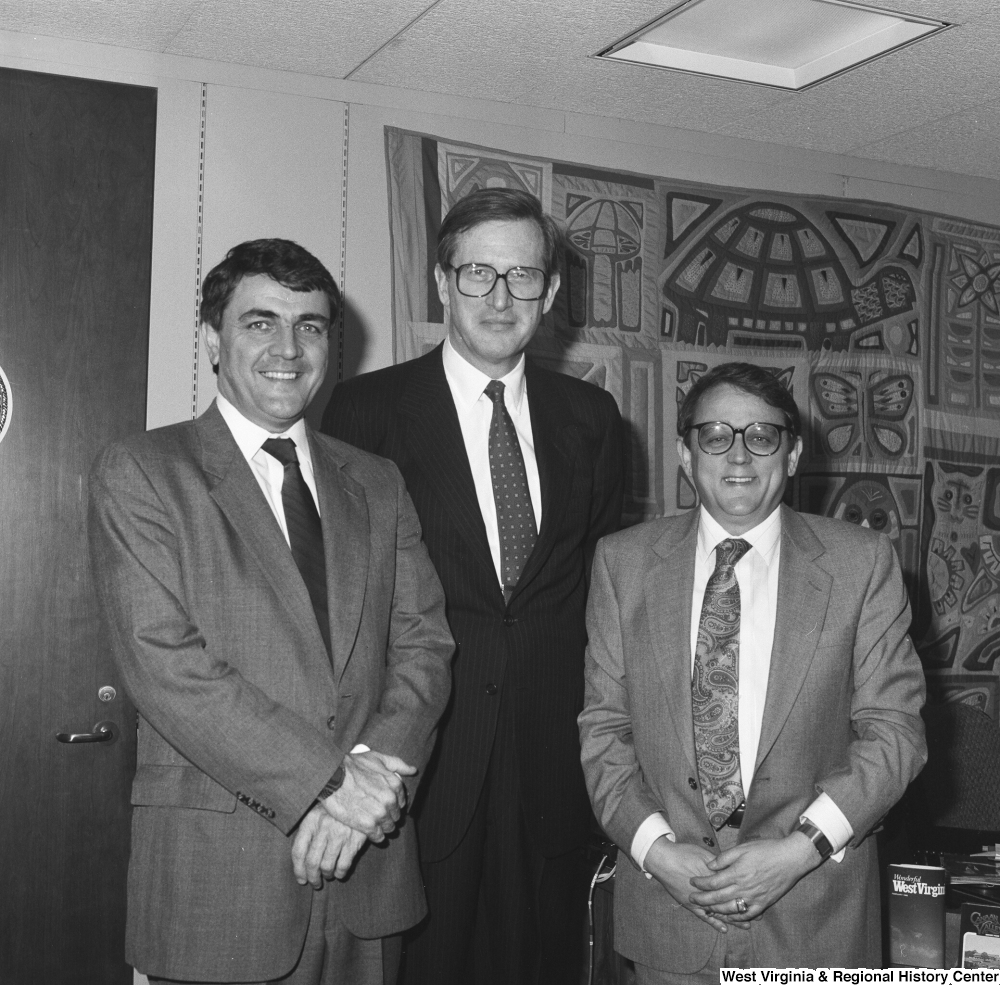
[307,294,370,431]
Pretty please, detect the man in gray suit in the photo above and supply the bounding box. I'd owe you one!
[578,361,926,978]
[89,239,453,985]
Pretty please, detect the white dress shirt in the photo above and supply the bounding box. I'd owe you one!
[215,393,320,543]
[631,504,854,871]
[441,337,542,588]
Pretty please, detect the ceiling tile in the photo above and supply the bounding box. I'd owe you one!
[709,25,1000,154]
[851,99,1000,181]
[0,0,199,51]
[347,0,789,130]
[163,0,437,78]
[3,0,1000,181]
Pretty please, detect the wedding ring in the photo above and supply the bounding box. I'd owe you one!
[735,897,748,914]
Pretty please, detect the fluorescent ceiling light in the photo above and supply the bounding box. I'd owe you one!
[598,0,950,90]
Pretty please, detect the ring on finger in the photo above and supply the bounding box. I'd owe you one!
[735,897,748,914]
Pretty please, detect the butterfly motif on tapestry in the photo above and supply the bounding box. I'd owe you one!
[811,369,914,461]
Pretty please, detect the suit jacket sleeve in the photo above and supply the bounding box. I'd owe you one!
[578,537,664,850]
[354,463,454,776]
[813,530,927,841]
[584,391,626,578]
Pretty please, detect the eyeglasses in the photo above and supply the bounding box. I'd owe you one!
[446,263,548,301]
[686,421,792,456]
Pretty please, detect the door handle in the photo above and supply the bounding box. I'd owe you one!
[55,720,118,744]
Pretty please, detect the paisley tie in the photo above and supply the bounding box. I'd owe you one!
[485,380,537,602]
[692,537,752,830]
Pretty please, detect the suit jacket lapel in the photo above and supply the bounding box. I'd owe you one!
[755,506,833,771]
[310,431,370,682]
[197,405,325,661]
[645,511,700,778]
[399,347,495,579]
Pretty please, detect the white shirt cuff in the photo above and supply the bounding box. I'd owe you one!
[801,792,854,863]
[350,744,370,754]
[631,813,675,875]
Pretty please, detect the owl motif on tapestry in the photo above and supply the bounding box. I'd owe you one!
[831,477,902,544]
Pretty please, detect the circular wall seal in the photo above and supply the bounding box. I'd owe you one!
[0,362,11,445]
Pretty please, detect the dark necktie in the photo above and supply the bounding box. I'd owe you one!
[261,437,330,657]
[485,380,537,603]
[692,537,752,830]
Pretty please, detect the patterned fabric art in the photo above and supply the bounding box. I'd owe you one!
[385,128,1000,723]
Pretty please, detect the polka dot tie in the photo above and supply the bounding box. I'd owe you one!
[485,380,537,603]
[692,537,752,831]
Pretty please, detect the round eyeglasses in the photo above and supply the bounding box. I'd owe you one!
[686,421,792,457]
[447,263,548,301]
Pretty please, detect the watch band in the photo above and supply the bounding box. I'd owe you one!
[318,763,346,800]
[795,818,833,860]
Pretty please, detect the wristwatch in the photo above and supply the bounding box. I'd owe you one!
[318,763,346,800]
[795,818,833,860]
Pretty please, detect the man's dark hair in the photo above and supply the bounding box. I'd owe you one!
[677,362,800,445]
[199,239,341,330]
[436,187,562,277]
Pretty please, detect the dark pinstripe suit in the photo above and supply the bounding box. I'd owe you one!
[322,343,624,983]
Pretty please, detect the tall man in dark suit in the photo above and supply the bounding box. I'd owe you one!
[579,362,926,979]
[89,239,453,985]
[323,188,625,985]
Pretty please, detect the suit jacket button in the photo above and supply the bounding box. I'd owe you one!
[485,683,498,695]
[688,777,698,790]
[503,616,516,626]
[703,836,714,847]
[326,715,336,730]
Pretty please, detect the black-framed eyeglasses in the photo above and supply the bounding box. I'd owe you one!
[446,263,548,301]
[686,421,792,457]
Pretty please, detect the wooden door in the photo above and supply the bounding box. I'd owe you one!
[0,68,155,983]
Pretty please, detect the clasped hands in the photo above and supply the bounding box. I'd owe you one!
[291,750,416,888]
[644,831,822,932]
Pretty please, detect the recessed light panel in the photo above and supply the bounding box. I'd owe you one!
[598,0,950,90]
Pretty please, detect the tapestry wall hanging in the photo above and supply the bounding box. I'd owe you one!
[384,127,1000,716]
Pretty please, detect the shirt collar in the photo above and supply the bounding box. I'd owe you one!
[442,337,527,413]
[697,503,783,565]
[215,393,312,469]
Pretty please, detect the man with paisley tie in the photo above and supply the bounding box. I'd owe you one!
[579,361,926,979]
